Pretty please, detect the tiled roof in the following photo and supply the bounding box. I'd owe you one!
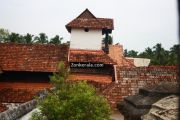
[97,18,114,29]
[66,9,114,32]
[108,45,135,67]
[122,57,135,67]
[76,9,96,19]
[69,49,116,65]
[0,43,69,72]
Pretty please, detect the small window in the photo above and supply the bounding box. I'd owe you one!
[84,28,89,32]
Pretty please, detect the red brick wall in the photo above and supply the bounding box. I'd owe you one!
[95,66,178,108]
[69,74,113,83]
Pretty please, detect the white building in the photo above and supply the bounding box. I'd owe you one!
[66,9,114,51]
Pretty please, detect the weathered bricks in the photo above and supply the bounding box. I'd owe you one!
[96,66,178,108]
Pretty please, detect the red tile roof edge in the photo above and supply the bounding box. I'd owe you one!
[0,43,69,72]
[69,49,117,65]
[66,9,114,32]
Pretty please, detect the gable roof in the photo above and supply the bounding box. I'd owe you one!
[66,9,114,33]
[0,43,69,72]
[77,9,96,19]
[69,49,116,65]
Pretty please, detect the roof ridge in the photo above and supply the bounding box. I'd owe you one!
[76,9,105,27]
[69,49,117,65]
[65,9,114,32]
[76,8,96,19]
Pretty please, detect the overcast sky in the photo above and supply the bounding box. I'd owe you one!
[0,0,179,52]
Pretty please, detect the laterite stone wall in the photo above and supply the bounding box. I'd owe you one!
[100,66,178,108]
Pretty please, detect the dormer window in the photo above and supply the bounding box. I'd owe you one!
[84,28,89,32]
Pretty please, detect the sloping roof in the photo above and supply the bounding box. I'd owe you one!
[69,49,116,65]
[77,8,96,19]
[122,57,135,67]
[0,43,69,72]
[66,9,114,32]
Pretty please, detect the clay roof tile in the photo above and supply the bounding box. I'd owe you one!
[0,43,69,72]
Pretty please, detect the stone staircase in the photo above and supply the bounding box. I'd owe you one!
[117,82,179,120]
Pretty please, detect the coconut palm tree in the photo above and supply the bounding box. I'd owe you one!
[7,33,24,43]
[168,44,180,65]
[153,43,167,65]
[23,33,34,44]
[102,35,113,45]
[50,35,63,45]
[34,33,48,44]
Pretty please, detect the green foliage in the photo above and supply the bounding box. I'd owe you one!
[50,35,63,45]
[30,111,47,120]
[125,43,180,66]
[138,47,153,59]
[24,33,34,44]
[123,49,128,57]
[0,28,9,42]
[50,61,69,89]
[102,35,113,45]
[124,49,138,57]
[34,33,49,44]
[168,44,180,66]
[0,28,66,45]
[30,61,111,120]
[6,32,24,43]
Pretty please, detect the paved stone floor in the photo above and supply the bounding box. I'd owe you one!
[111,110,124,120]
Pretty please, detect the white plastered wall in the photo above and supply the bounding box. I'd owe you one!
[126,57,151,67]
[70,29,102,50]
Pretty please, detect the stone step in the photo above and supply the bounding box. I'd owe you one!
[118,100,149,120]
[124,94,162,109]
[139,86,180,97]
[139,88,152,96]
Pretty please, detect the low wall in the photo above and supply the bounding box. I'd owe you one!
[0,100,37,120]
[0,90,48,120]
[99,66,178,108]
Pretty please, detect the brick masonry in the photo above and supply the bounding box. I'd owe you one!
[93,66,179,108]
[69,73,113,83]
